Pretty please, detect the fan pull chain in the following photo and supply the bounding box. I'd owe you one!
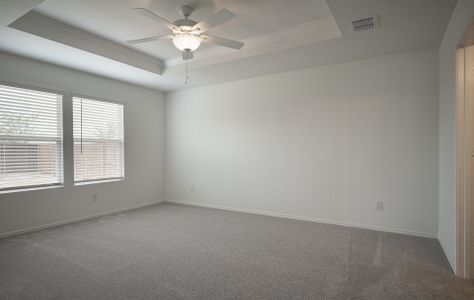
[185,59,189,85]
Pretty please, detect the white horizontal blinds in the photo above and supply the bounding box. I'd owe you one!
[73,97,124,183]
[0,84,63,191]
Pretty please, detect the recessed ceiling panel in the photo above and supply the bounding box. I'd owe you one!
[34,0,333,60]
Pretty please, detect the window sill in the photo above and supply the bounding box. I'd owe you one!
[74,178,124,186]
[0,184,63,195]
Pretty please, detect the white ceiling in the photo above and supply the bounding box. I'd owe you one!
[0,0,457,92]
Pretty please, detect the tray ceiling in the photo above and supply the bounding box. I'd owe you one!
[0,0,457,91]
[34,0,334,61]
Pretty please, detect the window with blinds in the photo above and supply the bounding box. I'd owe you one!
[73,97,124,184]
[0,84,63,192]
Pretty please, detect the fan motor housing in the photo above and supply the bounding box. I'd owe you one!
[174,19,197,29]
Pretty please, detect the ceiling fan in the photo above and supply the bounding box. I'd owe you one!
[127,5,244,61]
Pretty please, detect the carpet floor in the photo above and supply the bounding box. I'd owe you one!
[0,202,473,299]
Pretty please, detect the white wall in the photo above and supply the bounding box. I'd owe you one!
[438,0,474,274]
[165,49,439,237]
[0,52,165,236]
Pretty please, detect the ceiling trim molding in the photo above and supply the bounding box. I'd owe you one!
[165,17,342,69]
[9,12,165,75]
[0,0,45,26]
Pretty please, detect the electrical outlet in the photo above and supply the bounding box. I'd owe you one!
[376,201,383,211]
[93,193,98,202]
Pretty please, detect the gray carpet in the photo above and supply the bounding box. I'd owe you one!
[0,202,473,299]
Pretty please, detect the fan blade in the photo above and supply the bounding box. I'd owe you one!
[192,9,234,32]
[126,35,173,45]
[134,8,178,31]
[201,35,244,50]
[182,51,194,60]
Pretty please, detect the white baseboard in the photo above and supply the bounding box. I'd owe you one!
[0,200,164,239]
[1,199,437,240]
[166,200,437,239]
[438,236,456,274]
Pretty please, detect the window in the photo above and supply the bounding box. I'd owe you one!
[0,84,63,192]
[73,97,124,184]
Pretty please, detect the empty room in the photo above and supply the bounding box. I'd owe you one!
[1,0,474,299]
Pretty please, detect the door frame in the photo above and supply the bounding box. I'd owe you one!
[456,18,474,279]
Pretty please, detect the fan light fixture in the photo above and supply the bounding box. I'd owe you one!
[128,5,245,85]
[172,33,201,52]
[128,6,244,59]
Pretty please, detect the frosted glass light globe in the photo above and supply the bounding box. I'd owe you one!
[173,34,201,52]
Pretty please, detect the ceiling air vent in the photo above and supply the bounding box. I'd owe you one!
[351,15,378,32]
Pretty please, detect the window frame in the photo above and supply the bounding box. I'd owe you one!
[71,93,125,186]
[0,80,65,194]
